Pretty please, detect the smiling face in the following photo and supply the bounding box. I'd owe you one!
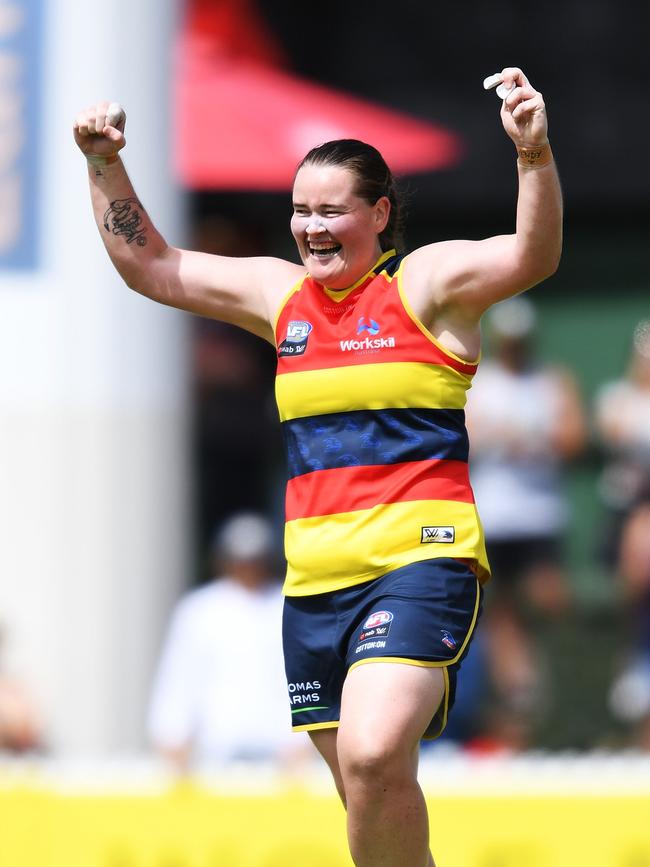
[290,164,390,290]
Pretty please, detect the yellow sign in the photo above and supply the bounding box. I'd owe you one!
[1,783,649,866]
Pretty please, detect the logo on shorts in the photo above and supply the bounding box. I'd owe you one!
[358,610,393,645]
[363,611,393,629]
[356,640,387,654]
[441,630,457,650]
[279,320,312,357]
[288,680,322,706]
[421,526,455,543]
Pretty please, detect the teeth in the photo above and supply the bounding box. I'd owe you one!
[309,243,340,254]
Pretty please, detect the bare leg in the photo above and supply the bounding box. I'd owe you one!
[336,662,444,867]
[309,728,346,806]
[311,722,436,867]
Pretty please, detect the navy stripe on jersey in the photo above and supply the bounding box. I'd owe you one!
[283,407,469,479]
[381,253,404,278]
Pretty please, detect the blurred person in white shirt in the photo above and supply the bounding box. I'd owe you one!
[465,297,586,746]
[147,512,307,772]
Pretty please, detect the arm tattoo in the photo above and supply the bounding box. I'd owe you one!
[103,198,148,246]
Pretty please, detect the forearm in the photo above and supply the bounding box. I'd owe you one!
[87,155,168,296]
[514,147,563,283]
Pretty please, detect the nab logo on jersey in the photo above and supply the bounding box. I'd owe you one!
[279,320,312,357]
[421,526,455,543]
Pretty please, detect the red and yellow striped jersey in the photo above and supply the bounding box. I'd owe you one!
[275,249,489,596]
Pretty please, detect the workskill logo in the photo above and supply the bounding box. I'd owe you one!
[340,316,395,352]
[357,315,380,336]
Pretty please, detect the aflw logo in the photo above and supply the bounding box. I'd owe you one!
[340,335,396,351]
[421,526,455,543]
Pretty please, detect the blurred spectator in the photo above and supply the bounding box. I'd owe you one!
[601,323,650,749]
[607,490,650,749]
[0,625,42,754]
[595,320,650,568]
[466,297,586,748]
[147,512,307,772]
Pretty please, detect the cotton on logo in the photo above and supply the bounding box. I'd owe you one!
[363,610,393,629]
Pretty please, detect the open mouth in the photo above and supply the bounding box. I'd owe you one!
[308,242,342,258]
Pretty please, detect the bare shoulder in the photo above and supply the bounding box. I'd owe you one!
[403,234,533,321]
[256,256,307,324]
[402,239,484,316]
[401,240,458,288]
[402,239,499,299]
[400,243,483,362]
[254,256,306,298]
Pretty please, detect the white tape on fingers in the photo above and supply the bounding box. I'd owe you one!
[483,73,502,90]
[483,74,515,100]
[106,102,125,128]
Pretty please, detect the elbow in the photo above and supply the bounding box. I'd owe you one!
[120,265,153,296]
[542,252,561,281]
[547,240,563,277]
[527,245,562,287]
[118,249,171,301]
[126,272,165,304]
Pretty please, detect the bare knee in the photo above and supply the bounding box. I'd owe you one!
[338,729,417,791]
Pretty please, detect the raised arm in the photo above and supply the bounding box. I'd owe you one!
[73,102,304,343]
[403,68,562,351]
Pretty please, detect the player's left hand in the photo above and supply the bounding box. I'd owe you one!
[498,67,548,147]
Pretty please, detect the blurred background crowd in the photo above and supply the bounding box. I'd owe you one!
[0,0,648,772]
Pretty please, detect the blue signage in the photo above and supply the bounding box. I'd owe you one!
[0,0,41,270]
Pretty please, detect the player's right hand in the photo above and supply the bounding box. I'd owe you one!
[73,101,126,160]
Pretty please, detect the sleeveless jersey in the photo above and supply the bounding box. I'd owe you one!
[274,249,490,596]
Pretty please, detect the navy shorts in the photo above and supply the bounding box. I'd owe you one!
[282,558,483,740]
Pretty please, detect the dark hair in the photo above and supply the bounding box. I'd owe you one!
[296,139,406,252]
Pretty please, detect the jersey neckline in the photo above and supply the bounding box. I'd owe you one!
[315,249,398,303]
